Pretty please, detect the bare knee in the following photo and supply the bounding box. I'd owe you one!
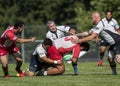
[72,58,78,64]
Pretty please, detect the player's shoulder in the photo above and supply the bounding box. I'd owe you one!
[36,43,43,50]
[102,18,106,21]
[101,18,107,23]
[46,30,52,36]
[111,18,118,23]
[56,25,65,29]
[5,29,14,36]
[97,20,103,26]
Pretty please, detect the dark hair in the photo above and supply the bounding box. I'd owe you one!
[80,42,90,51]
[14,21,24,29]
[105,10,112,15]
[43,38,52,46]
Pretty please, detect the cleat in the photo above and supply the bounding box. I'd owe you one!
[15,68,25,77]
[18,72,25,77]
[4,75,10,78]
[36,69,45,76]
[74,73,78,76]
[111,67,117,75]
[98,60,103,66]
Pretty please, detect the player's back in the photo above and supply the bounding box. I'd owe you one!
[53,36,77,49]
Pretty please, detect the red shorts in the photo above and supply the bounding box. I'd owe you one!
[58,44,80,58]
[48,46,63,60]
[0,44,20,56]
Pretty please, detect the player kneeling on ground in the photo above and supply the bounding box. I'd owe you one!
[24,38,65,76]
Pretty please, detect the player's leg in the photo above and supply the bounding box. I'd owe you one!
[98,45,106,66]
[108,45,117,75]
[24,54,39,76]
[71,44,80,75]
[0,55,9,78]
[98,40,108,66]
[0,47,9,78]
[36,61,65,76]
[8,45,24,77]
[114,43,120,63]
[12,52,25,77]
[46,62,65,75]
[58,44,80,75]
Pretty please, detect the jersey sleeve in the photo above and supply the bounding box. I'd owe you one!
[57,26,70,33]
[112,19,119,29]
[93,21,104,34]
[5,30,18,41]
[46,32,54,41]
[36,46,46,58]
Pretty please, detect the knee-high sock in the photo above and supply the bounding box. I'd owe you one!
[2,65,9,76]
[72,63,78,75]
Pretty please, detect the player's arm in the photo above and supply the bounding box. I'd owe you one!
[76,29,94,37]
[76,31,89,37]
[41,56,62,65]
[73,32,98,43]
[16,37,36,43]
[117,29,120,34]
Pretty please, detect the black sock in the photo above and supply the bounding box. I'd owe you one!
[2,66,9,76]
[72,63,78,75]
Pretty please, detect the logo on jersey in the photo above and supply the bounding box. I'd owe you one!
[64,37,74,41]
[4,39,13,47]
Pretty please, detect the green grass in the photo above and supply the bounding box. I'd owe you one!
[0,62,120,86]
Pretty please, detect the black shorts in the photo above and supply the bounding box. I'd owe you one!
[29,54,48,72]
[114,44,120,55]
[99,40,109,46]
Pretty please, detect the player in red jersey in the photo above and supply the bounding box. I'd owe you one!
[0,21,36,78]
[53,36,82,75]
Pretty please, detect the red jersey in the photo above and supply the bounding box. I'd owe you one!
[0,26,19,56]
[0,26,18,48]
[53,36,80,58]
[48,46,63,60]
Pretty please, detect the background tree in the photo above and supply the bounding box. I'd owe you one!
[75,0,120,32]
[0,0,120,35]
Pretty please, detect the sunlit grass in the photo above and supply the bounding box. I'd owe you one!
[0,61,120,86]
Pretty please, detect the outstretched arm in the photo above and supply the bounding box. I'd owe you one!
[16,37,36,43]
[76,31,89,37]
[73,33,98,43]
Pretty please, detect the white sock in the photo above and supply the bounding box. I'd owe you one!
[43,71,47,76]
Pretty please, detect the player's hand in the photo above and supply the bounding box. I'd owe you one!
[57,60,63,65]
[31,37,36,42]
[71,36,81,43]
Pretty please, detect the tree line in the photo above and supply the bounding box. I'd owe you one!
[0,0,120,34]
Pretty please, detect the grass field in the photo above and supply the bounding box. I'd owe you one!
[0,61,120,86]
